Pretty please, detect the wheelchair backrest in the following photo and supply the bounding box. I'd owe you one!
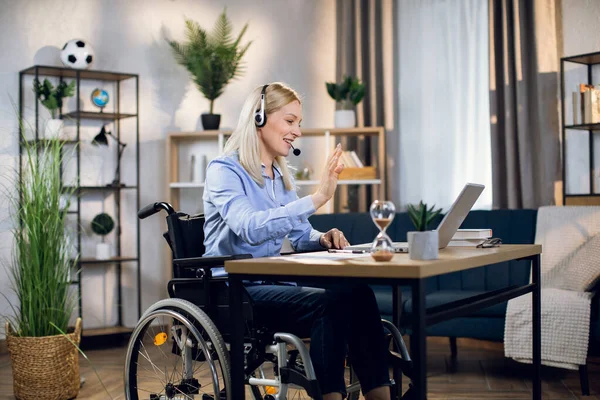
[165,212,206,259]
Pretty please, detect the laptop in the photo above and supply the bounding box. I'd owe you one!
[345,183,485,253]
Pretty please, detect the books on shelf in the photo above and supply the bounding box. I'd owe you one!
[339,150,364,168]
[575,84,600,124]
[451,229,492,240]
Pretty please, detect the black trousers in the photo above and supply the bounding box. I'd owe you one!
[245,283,392,397]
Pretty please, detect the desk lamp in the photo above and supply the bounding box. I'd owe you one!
[92,125,127,187]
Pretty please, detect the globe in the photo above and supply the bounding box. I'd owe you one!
[91,89,109,109]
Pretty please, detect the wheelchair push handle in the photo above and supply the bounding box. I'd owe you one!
[138,202,175,219]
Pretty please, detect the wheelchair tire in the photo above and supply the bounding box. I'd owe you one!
[124,298,231,400]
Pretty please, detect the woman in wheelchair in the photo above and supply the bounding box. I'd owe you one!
[201,82,393,400]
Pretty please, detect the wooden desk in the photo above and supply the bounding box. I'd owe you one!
[226,244,542,400]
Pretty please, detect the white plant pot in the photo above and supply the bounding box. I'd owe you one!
[334,110,356,128]
[408,230,439,260]
[96,242,111,260]
[44,119,63,139]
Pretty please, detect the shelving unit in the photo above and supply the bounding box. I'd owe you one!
[560,51,600,205]
[18,65,141,339]
[166,127,386,213]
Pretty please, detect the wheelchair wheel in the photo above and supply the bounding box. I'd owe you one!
[124,298,231,400]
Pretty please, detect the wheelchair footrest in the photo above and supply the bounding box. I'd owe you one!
[389,351,414,381]
[279,367,321,400]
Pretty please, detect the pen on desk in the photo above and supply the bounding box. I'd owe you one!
[328,249,367,254]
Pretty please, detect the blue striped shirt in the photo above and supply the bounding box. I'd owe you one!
[202,152,325,275]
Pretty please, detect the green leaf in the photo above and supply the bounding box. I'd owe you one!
[32,78,75,117]
[326,82,339,101]
[4,130,78,337]
[407,201,442,231]
[325,75,366,106]
[210,6,233,47]
[167,8,251,108]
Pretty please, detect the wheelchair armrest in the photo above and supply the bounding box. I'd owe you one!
[173,254,253,269]
[167,277,228,298]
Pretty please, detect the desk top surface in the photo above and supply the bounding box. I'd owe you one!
[224,244,541,279]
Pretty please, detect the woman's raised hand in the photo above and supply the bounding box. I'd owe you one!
[311,143,344,209]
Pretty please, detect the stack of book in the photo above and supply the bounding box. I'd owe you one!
[447,229,492,247]
[337,151,377,180]
[573,83,600,124]
[340,151,364,168]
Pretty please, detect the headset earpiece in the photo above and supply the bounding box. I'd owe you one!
[254,84,268,128]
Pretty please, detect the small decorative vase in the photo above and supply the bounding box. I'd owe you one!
[408,231,439,260]
[44,119,63,139]
[201,113,221,130]
[96,242,111,260]
[334,110,356,128]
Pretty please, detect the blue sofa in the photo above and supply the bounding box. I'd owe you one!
[308,209,600,354]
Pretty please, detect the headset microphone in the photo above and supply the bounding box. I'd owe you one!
[290,143,301,156]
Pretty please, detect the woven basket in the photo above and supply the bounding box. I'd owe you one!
[6,318,82,400]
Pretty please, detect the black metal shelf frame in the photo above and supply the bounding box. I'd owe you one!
[18,65,141,336]
[560,51,600,204]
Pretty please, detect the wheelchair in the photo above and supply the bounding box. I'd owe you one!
[124,202,415,400]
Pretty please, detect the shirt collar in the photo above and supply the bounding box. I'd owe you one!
[261,161,282,178]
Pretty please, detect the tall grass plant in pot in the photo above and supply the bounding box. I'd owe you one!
[167,7,252,130]
[4,136,81,400]
[407,201,442,260]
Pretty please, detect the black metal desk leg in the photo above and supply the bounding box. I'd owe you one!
[532,255,541,400]
[411,279,427,400]
[229,276,246,399]
[392,284,402,399]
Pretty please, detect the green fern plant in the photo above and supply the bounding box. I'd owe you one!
[167,7,252,114]
[407,201,442,232]
[325,75,366,110]
[32,78,75,119]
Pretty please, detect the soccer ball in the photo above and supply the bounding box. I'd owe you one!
[60,39,94,69]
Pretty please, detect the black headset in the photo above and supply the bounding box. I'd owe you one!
[254,84,268,128]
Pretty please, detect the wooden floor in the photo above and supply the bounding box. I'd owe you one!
[0,337,598,399]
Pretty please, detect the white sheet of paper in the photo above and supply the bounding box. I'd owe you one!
[280,251,372,261]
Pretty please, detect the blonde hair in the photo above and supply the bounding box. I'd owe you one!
[223,82,301,191]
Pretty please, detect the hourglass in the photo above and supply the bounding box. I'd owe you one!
[370,200,396,261]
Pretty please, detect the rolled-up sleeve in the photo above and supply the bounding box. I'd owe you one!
[287,192,326,252]
[205,160,316,246]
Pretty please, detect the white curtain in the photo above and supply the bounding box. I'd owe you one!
[397,0,492,211]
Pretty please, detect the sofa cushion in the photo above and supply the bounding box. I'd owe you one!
[373,287,507,319]
[379,314,506,342]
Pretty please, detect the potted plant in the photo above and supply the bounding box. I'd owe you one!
[167,7,252,130]
[407,201,442,260]
[32,78,75,139]
[5,138,81,400]
[91,212,115,260]
[325,75,366,128]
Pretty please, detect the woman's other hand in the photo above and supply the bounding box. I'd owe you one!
[311,143,344,209]
[319,228,350,249]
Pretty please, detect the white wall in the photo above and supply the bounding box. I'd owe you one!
[0,0,336,335]
[561,0,600,195]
